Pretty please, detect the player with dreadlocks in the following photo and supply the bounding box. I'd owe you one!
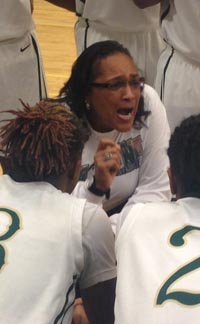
[0,100,116,324]
[0,100,88,184]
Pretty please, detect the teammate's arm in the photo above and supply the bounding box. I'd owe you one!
[79,204,116,324]
[45,0,76,12]
[30,0,33,13]
[133,0,161,9]
[81,279,116,324]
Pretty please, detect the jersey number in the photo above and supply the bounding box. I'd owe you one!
[156,225,200,306]
[0,208,21,270]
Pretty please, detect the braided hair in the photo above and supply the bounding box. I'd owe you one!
[0,100,90,182]
[168,114,200,195]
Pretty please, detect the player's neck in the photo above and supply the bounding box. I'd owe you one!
[50,173,76,194]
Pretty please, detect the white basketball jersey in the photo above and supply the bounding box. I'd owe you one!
[76,0,160,32]
[115,198,200,324]
[161,0,200,63]
[0,0,34,41]
[0,175,85,324]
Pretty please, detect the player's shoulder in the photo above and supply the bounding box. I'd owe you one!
[139,200,177,216]
[119,201,177,236]
[134,200,177,220]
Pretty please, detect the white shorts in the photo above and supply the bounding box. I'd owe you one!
[155,44,200,132]
[0,31,47,121]
[75,18,165,87]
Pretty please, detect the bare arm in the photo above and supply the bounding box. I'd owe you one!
[30,0,33,13]
[81,279,116,324]
[133,0,161,9]
[45,0,76,12]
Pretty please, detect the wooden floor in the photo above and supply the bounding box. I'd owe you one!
[33,0,77,97]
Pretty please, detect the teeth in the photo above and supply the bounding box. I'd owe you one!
[119,112,131,116]
[117,111,132,120]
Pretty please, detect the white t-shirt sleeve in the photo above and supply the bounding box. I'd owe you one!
[124,85,171,208]
[79,202,116,289]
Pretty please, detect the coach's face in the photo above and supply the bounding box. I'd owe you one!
[86,52,141,133]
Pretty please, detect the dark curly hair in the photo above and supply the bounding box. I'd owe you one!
[0,100,90,182]
[168,114,200,196]
[59,40,150,129]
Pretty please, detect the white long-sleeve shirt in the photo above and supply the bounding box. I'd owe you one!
[73,85,171,220]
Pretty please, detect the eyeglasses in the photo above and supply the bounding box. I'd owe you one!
[90,77,144,91]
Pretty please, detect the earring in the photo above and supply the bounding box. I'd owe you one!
[85,101,91,110]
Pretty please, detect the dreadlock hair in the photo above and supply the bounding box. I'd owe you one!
[59,40,150,129]
[168,114,200,196]
[0,100,90,182]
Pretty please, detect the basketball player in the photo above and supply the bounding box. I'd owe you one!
[134,0,200,132]
[115,114,200,324]
[47,0,164,86]
[0,100,116,324]
[0,0,47,119]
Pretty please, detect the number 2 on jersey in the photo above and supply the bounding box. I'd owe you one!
[156,225,200,306]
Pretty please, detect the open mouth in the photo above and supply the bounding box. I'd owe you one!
[117,108,133,120]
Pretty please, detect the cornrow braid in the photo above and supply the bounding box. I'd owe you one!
[0,100,90,182]
[168,114,200,195]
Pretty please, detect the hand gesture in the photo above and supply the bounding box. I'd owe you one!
[94,138,121,191]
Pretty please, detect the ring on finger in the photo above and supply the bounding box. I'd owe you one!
[104,152,113,161]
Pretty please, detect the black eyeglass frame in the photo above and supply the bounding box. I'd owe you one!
[89,77,145,91]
